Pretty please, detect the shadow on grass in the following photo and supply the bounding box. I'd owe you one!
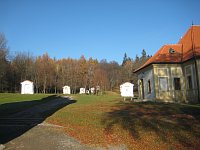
[0,95,76,144]
[102,101,200,147]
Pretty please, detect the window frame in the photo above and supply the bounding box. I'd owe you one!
[187,75,193,90]
[147,79,151,94]
[159,77,169,92]
[185,65,194,90]
[173,77,181,90]
[157,67,169,92]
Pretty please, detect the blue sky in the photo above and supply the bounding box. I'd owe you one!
[0,0,200,64]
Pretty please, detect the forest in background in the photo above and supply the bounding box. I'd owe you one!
[0,33,151,94]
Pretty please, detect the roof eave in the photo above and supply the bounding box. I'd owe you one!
[133,61,183,73]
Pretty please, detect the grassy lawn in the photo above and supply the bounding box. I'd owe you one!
[47,93,200,150]
[0,93,57,117]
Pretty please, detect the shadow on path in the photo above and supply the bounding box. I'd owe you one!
[0,95,76,144]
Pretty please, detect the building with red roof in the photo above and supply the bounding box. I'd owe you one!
[134,25,200,103]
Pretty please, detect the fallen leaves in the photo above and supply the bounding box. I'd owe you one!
[46,95,200,150]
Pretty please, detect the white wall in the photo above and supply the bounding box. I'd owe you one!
[120,82,134,97]
[21,81,34,94]
[63,86,71,94]
[80,88,86,94]
[138,69,155,100]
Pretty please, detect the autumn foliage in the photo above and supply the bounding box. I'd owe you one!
[0,33,150,93]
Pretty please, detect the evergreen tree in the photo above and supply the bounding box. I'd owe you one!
[141,49,147,59]
[135,55,139,62]
[122,52,128,66]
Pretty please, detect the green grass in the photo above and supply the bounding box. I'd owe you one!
[0,93,58,104]
[48,93,121,125]
[47,93,200,149]
[0,93,57,116]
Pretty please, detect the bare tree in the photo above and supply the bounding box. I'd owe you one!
[94,68,109,91]
[35,53,55,93]
[0,33,9,92]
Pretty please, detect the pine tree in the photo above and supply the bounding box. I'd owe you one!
[122,52,128,66]
[135,55,139,62]
[141,49,147,59]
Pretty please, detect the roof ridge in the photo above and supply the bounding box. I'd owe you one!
[191,25,200,27]
[164,44,181,45]
[164,44,182,46]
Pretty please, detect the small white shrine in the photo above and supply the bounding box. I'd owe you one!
[63,86,71,94]
[80,88,86,94]
[90,87,95,94]
[120,82,134,98]
[21,80,34,94]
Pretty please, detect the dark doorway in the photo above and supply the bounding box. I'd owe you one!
[140,79,144,99]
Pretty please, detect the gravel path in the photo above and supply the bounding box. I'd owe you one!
[4,123,97,150]
[0,96,128,150]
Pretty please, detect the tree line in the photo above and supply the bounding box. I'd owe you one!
[0,33,151,94]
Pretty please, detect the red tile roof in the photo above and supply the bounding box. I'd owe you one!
[134,25,200,72]
[178,25,200,61]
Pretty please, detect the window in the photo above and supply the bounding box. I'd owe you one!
[187,75,193,89]
[159,77,168,91]
[185,65,193,90]
[148,80,151,93]
[174,78,181,90]
[169,48,176,54]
